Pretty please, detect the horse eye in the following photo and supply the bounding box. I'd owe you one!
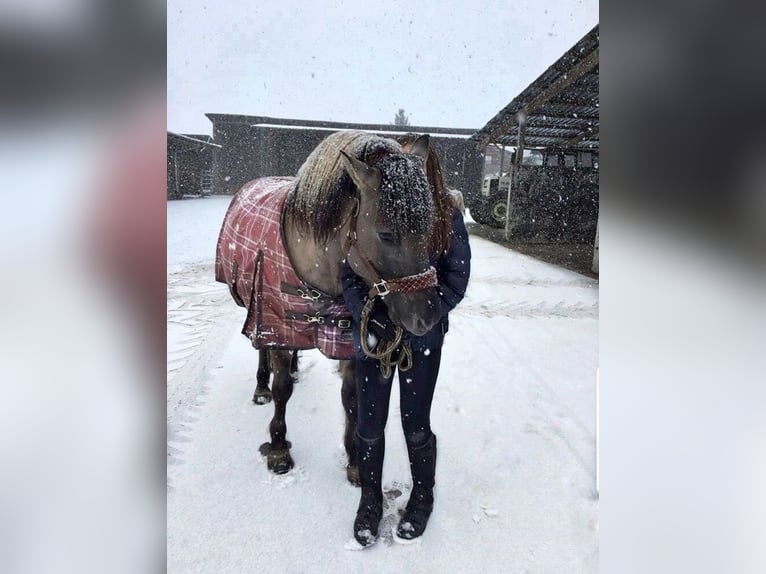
[378,231,398,245]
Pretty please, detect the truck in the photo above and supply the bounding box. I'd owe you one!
[467,148,599,241]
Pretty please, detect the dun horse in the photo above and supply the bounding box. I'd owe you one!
[249,137,458,402]
[216,132,441,482]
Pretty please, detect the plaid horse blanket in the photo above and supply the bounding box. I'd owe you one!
[215,177,354,359]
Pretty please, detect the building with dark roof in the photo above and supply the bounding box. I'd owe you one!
[204,114,478,196]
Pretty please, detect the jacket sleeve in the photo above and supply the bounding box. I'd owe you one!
[436,209,471,317]
[341,260,370,324]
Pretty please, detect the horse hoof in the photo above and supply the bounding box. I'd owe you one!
[269,451,294,474]
[271,457,294,474]
[252,389,272,404]
[346,464,360,486]
[259,442,294,474]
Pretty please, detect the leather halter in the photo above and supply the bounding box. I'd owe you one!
[343,196,438,299]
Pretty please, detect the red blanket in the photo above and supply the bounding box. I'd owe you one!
[215,177,354,359]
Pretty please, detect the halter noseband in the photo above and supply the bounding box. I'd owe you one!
[366,266,438,298]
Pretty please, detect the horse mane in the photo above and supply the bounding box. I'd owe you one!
[395,133,454,256]
[375,154,433,237]
[286,131,433,243]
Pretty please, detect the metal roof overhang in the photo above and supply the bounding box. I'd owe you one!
[469,24,599,151]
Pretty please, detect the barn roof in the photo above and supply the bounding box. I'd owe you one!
[205,114,476,138]
[469,24,599,151]
[167,132,221,150]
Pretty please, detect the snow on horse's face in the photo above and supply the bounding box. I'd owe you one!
[340,138,441,336]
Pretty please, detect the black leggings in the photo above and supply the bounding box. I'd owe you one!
[356,346,442,447]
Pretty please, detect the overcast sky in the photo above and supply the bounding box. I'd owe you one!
[168,1,598,135]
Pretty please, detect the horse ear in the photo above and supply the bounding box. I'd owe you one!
[407,134,430,162]
[339,150,380,193]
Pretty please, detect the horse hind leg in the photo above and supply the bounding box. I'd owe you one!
[252,349,273,405]
[340,359,360,486]
[259,350,295,474]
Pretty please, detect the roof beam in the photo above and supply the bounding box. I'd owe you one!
[561,125,600,148]
[547,97,599,108]
[535,103,600,116]
[489,123,597,144]
[527,116,598,127]
[523,127,584,137]
[491,132,600,149]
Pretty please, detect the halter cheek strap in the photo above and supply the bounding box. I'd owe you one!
[343,196,438,299]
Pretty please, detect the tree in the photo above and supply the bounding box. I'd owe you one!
[393,108,410,126]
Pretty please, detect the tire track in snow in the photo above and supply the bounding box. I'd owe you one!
[473,275,597,288]
[454,300,598,320]
[456,305,597,495]
[167,264,242,480]
[480,318,598,495]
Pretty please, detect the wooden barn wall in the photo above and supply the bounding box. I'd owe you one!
[210,123,477,197]
[167,139,213,199]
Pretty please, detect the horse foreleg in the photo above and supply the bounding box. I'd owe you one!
[290,350,299,375]
[259,350,295,474]
[252,349,273,404]
[340,359,360,486]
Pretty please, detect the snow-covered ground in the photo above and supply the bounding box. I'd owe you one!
[167,197,599,573]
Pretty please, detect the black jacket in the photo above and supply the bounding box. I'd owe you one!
[342,208,471,355]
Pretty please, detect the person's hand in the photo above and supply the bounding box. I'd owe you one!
[368,300,397,342]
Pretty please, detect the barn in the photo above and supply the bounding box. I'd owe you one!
[167,132,218,199]
[203,114,479,197]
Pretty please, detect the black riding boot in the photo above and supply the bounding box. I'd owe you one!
[353,433,385,547]
[397,433,437,540]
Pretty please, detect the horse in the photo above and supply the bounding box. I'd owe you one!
[248,135,458,404]
[215,131,441,483]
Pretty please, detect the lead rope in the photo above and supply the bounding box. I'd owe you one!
[359,298,413,378]
[343,195,414,377]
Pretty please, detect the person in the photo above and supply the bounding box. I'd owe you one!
[341,135,471,546]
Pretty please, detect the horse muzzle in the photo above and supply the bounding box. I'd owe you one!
[355,257,441,336]
[385,288,441,337]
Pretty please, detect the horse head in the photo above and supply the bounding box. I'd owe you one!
[340,135,441,337]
